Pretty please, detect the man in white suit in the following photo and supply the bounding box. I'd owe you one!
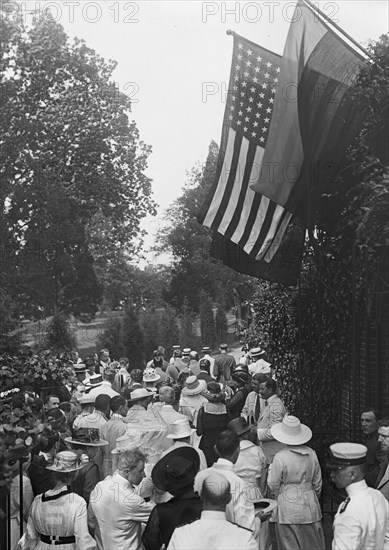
[256,378,286,462]
[376,418,389,500]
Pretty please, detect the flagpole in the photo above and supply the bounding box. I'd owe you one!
[301,0,374,61]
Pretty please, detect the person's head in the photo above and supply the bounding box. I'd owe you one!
[117,448,147,486]
[214,429,240,464]
[39,427,60,454]
[159,386,175,406]
[119,357,130,370]
[219,343,228,354]
[99,348,110,364]
[259,378,277,400]
[44,394,60,411]
[189,350,199,362]
[152,349,163,367]
[129,388,153,409]
[251,373,270,394]
[201,472,231,511]
[199,359,210,374]
[110,395,128,417]
[46,407,67,433]
[85,355,96,375]
[103,367,116,384]
[49,451,83,485]
[94,394,111,417]
[328,442,367,489]
[378,418,389,455]
[130,369,143,384]
[58,402,77,425]
[173,349,182,359]
[177,372,189,386]
[361,407,382,436]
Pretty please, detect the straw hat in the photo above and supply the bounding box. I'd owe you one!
[128,388,153,403]
[143,368,160,383]
[73,363,87,374]
[167,418,195,439]
[151,446,200,492]
[86,374,103,387]
[65,428,108,447]
[182,348,191,356]
[78,393,95,405]
[249,347,265,357]
[184,375,203,396]
[270,415,312,445]
[253,498,278,515]
[47,451,84,472]
[111,432,141,454]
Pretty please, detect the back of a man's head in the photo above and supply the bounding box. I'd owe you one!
[111,395,126,413]
[215,430,239,462]
[103,367,116,383]
[201,472,231,511]
[95,394,111,413]
[159,386,175,405]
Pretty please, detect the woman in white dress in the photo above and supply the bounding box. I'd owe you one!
[19,451,95,550]
[267,416,325,550]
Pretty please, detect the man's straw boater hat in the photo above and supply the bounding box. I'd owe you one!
[65,428,108,447]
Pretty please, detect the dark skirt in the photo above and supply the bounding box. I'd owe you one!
[197,408,230,466]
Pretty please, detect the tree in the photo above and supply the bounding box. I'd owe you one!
[95,316,126,360]
[199,290,216,348]
[140,310,160,362]
[178,298,200,350]
[157,142,256,311]
[0,11,155,321]
[159,307,180,359]
[123,309,145,369]
[45,313,76,353]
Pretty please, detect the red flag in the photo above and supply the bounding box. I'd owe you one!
[250,0,366,220]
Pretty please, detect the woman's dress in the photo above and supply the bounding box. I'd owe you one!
[196,403,230,466]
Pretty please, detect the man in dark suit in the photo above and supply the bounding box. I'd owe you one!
[361,407,385,487]
[213,344,236,385]
[376,417,389,501]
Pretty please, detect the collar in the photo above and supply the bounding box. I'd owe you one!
[200,511,227,521]
[215,458,234,470]
[114,471,133,489]
[267,394,277,403]
[240,439,255,450]
[110,413,124,422]
[346,479,368,496]
[92,410,108,421]
[161,404,174,410]
[101,381,112,387]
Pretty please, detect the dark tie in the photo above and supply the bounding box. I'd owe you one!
[265,400,268,406]
[339,497,350,514]
[254,395,260,421]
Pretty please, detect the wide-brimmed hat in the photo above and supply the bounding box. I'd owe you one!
[65,428,108,447]
[184,375,203,395]
[326,442,367,469]
[111,431,141,454]
[47,451,84,472]
[152,446,200,492]
[143,368,160,383]
[167,418,195,439]
[271,415,312,445]
[228,417,251,436]
[86,374,103,387]
[129,388,153,403]
[205,382,225,403]
[253,498,277,515]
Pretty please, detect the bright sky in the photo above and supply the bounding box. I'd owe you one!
[29,1,389,252]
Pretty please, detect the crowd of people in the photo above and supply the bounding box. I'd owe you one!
[6,343,389,549]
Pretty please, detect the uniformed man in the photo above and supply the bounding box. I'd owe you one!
[213,343,236,385]
[328,442,389,550]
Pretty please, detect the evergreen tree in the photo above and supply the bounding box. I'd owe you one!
[139,310,160,362]
[179,298,199,350]
[95,316,126,360]
[215,300,228,345]
[45,313,75,352]
[159,307,180,359]
[123,309,145,369]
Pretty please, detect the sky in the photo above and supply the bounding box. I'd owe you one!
[26,1,389,254]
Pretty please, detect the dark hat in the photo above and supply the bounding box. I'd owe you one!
[65,428,108,447]
[205,382,225,403]
[327,442,367,469]
[228,417,251,436]
[152,446,200,493]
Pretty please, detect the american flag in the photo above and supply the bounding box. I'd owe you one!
[199,33,297,262]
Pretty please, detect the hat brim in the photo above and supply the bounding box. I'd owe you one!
[143,376,160,382]
[166,428,196,439]
[129,394,153,403]
[253,499,277,514]
[111,443,140,454]
[184,387,203,395]
[270,423,312,445]
[85,382,102,388]
[64,437,108,447]
[152,446,200,491]
[46,463,85,472]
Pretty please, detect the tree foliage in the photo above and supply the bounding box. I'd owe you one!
[199,290,216,348]
[0,9,155,322]
[123,309,145,369]
[158,141,256,312]
[45,313,76,352]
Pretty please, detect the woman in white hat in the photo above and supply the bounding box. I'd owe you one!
[267,415,325,550]
[178,376,207,428]
[20,451,96,549]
